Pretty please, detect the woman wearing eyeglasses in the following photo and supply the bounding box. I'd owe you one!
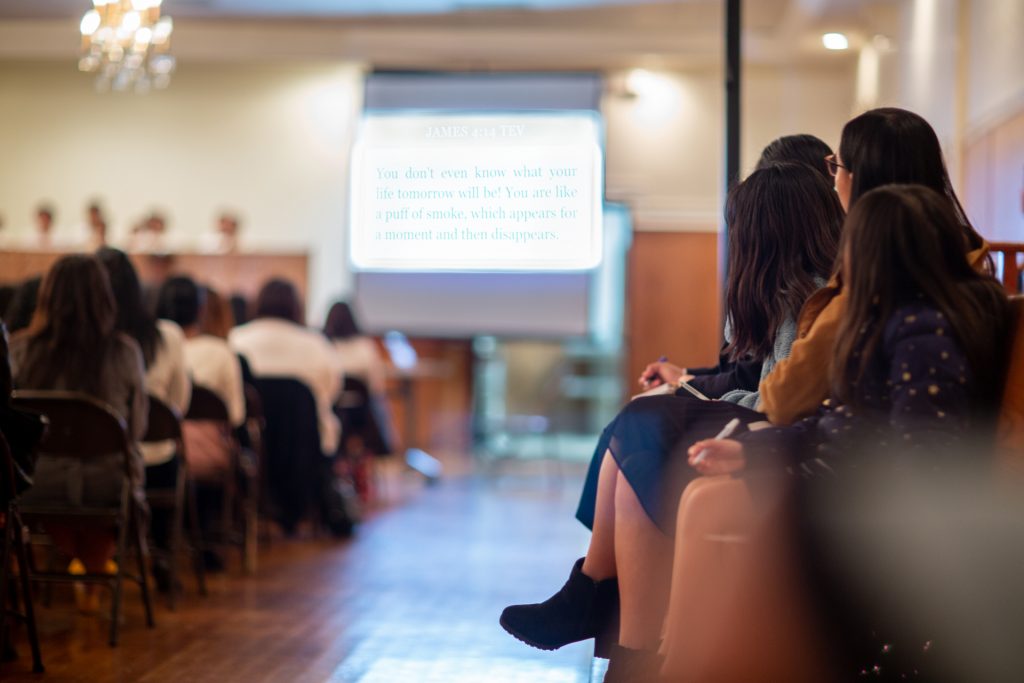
[760,107,990,428]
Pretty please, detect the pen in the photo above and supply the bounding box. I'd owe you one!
[642,356,669,387]
[693,417,742,464]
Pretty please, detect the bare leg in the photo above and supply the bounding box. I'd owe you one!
[661,480,832,682]
[660,476,756,677]
[581,451,619,580]
[615,470,674,649]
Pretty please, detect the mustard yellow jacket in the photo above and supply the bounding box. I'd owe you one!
[758,243,991,425]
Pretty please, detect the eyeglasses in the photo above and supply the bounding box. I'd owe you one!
[825,154,848,177]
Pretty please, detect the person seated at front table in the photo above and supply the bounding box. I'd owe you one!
[10,255,148,614]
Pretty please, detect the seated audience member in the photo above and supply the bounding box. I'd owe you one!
[229,279,341,456]
[158,277,245,440]
[758,107,991,427]
[4,277,42,334]
[324,301,387,396]
[97,248,190,586]
[10,255,148,612]
[677,184,1010,681]
[575,134,837,527]
[158,276,245,570]
[501,159,845,665]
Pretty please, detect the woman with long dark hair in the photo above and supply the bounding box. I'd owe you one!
[501,160,845,660]
[11,255,148,608]
[97,248,190,587]
[759,107,991,427]
[324,301,388,397]
[676,185,1009,680]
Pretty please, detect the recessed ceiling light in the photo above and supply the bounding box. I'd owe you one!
[822,32,849,50]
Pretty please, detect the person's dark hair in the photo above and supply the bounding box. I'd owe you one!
[229,294,250,327]
[18,255,119,395]
[200,287,236,339]
[254,279,302,324]
[4,277,43,334]
[756,134,833,180]
[724,162,845,361]
[831,185,1008,408]
[96,247,162,367]
[157,276,203,330]
[36,204,54,220]
[838,108,986,254]
[0,284,17,320]
[324,302,362,340]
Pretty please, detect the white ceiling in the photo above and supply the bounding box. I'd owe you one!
[0,0,675,19]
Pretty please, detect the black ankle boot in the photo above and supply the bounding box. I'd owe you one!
[500,558,619,651]
[604,643,664,683]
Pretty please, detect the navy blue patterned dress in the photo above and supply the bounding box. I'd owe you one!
[741,300,1005,680]
[743,301,985,473]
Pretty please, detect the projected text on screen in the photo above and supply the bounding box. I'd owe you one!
[350,114,603,271]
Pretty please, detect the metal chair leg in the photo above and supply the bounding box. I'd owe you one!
[109,513,129,647]
[133,509,155,629]
[0,513,12,662]
[186,481,207,596]
[13,518,44,672]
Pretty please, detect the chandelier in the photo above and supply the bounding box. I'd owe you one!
[79,0,175,93]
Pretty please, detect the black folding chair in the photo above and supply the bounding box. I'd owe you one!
[11,390,154,647]
[251,378,323,536]
[0,429,43,672]
[143,395,207,609]
[185,385,258,575]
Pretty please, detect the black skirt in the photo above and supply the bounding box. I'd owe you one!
[575,395,765,535]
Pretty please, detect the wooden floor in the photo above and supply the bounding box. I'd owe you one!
[3,466,596,682]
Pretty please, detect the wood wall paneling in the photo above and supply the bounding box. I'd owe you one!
[625,230,721,389]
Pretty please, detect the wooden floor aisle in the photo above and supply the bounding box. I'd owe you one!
[2,471,595,682]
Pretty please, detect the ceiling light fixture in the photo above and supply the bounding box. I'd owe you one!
[822,32,849,51]
[79,0,175,93]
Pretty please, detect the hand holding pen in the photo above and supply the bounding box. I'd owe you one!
[688,418,746,475]
[637,356,692,388]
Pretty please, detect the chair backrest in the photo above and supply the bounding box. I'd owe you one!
[143,394,182,443]
[12,391,132,468]
[997,296,1024,468]
[186,385,230,422]
[0,429,16,506]
[251,377,322,527]
[990,242,1023,294]
[251,378,320,456]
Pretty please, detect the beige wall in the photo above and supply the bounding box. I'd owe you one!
[605,62,856,234]
[0,60,363,320]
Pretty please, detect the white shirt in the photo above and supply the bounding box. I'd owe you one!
[141,319,192,466]
[229,318,342,454]
[331,336,388,396]
[184,334,246,428]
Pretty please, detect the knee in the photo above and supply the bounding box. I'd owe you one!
[677,479,730,539]
[613,470,645,518]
